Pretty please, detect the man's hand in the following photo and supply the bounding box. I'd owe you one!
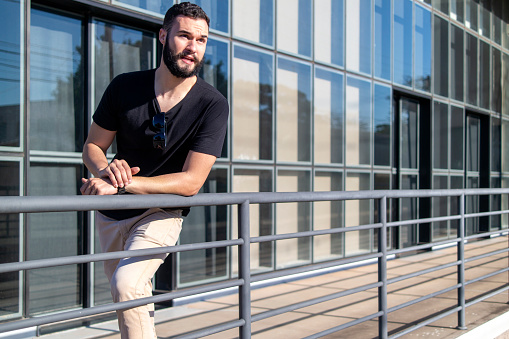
[98,159,140,188]
[80,177,118,195]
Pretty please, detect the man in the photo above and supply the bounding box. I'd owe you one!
[80,3,228,338]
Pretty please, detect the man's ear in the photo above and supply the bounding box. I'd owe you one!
[159,28,167,45]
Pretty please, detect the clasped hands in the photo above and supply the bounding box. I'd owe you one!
[81,159,140,195]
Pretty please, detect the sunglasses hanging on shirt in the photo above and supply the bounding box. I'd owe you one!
[152,99,166,149]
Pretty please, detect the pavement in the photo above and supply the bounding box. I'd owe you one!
[40,235,509,339]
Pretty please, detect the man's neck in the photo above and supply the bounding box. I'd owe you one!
[154,66,197,112]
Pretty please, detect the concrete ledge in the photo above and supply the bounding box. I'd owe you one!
[457,310,509,339]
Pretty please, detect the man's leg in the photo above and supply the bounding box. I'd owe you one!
[110,209,182,339]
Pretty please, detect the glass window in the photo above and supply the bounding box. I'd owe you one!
[432,175,448,240]
[177,168,228,285]
[503,120,509,172]
[374,172,392,250]
[479,0,490,38]
[314,0,344,67]
[345,172,371,255]
[314,171,343,262]
[113,0,173,16]
[400,99,419,169]
[492,48,502,113]
[0,0,22,148]
[374,83,391,167]
[450,175,463,236]
[30,8,84,153]
[374,0,391,80]
[233,0,273,47]
[400,174,418,247]
[415,5,432,92]
[393,0,412,87]
[232,45,273,161]
[0,161,21,318]
[503,177,509,228]
[277,0,311,57]
[479,40,490,110]
[345,0,372,75]
[314,67,343,165]
[433,15,449,97]
[232,168,272,275]
[465,0,478,31]
[276,170,311,268]
[432,0,449,14]
[451,0,464,23]
[189,0,229,34]
[467,115,480,173]
[451,24,464,101]
[199,37,229,158]
[492,1,502,45]
[346,76,371,166]
[433,101,448,169]
[492,117,501,173]
[28,163,84,315]
[277,58,311,163]
[504,53,509,117]
[451,105,464,170]
[465,33,478,106]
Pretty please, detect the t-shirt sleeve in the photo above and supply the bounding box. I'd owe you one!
[92,75,122,131]
[191,97,229,157]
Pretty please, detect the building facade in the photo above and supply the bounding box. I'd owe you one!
[0,0,508,326]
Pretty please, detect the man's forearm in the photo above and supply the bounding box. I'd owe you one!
[82,142,110,178]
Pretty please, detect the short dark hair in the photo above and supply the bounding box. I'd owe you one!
[162,2,210,32]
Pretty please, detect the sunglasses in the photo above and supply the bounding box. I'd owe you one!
[152,112,166,149]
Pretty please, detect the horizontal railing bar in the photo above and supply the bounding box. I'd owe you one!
[170,319,246,339]
[0,279,243,334]
[466,210,509,218]
[389,306,462,339]
[465,229,509,241]
[251,282,382,323]
[0,239,244,274]
[464,248,509,264]
[387,284,461,314]
[387,261,461,285]
[464,267,509,286]
[251,223,382,243]
[251,253,382,284]
[303,311,384,339]
[465,285,509,308]
[2,189,509,214]
[388,238,460,256]
[386,215,461,228]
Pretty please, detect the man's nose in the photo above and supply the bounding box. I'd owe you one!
[186,39,197,52]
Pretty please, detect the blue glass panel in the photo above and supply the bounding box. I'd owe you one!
[189,0,229,33]
[374,0,391,80]
[374,84,391,166]
[346,0,372,75]
[433,15,449,97]
[346,76,371,165]
[415,5,431,92]
[115,0,173,16]
[393,0,413,87]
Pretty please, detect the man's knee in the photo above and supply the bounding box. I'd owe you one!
[110,273,145,302]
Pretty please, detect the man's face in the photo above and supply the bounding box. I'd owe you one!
[161,16,208,78]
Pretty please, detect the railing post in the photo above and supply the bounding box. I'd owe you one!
[378,196,388,339]
[238,201,251,338]
[457,194,467,330]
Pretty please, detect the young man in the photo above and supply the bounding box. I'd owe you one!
[80,3,228,338]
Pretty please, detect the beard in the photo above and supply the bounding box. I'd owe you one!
[162,35,204,78]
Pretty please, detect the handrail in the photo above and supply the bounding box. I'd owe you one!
[0,188,508,338]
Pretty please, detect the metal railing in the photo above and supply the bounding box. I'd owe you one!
[0,188,508,338]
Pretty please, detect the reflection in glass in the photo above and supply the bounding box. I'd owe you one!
[277,0,311,57]
[199,37,229,158]
[465,33,478,106]
[415,5,432,92]
[276,170,311,269]
[314,0,344,67]
[394,0,412,87]
[346,0,371,75]
[114,0,173,16]
[232,169,272,274]
[503,120,509,172]
[189,0,229,33]
[233,0,273,46]
[503,177,509,228]
[30,9,84,152]
[433,15,448,97]
[467,115,480,173]
[451,24,464,101]
[314,68,343,164]
[345,172,371,255]
[479,0,490,38]
[177,169,228,285]
[432,175,448,239]
[400,174,418,248]
[374,84,391,166]
[374,173,392,250]
[433,101,448,169]
[491,177,501,230]
[465,0,478,31]
[374,0,391,80]
[504,53,509,116]
[451,0,464,23]
[479,40,490,110]
[451,106,464,170]
[466,176,479,235]
[314,172,343,261]
[232,46,273,161]
[492,118,501,173]
[432,0,448,14]
[0,161,20,317]
[346,76,371,166]
[28,164,83,315]
[492,48,502,113]
[277,58,311,162]
[450,175,463,237]
[0,0,21,148]
[401,99,419,169]
[491,1,502,45]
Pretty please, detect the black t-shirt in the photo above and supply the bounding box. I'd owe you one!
[93,69,229,220]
